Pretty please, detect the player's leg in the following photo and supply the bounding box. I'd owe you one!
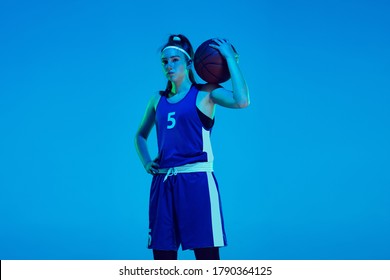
[153,250,178,260]
[194,247,220,260]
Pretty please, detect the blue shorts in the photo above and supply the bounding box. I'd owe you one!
[148,172,227,251]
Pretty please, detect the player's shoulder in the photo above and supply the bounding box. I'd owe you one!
[148,91,162,111]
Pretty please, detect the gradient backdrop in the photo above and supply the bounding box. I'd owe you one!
[1,0,389,260]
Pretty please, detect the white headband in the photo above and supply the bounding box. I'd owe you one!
[162,46,191,60]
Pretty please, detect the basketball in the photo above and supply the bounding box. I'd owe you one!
[194,39,231,84]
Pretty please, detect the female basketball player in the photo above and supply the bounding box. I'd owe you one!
[135,34,249,260]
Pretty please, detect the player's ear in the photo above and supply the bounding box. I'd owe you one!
[187,59,192,68]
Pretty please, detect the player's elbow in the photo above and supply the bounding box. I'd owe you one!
[235,88,250,108]
[134,131,146,147]
[237,98,250,108]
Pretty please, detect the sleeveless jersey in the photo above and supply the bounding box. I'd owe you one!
[155,85,214,169]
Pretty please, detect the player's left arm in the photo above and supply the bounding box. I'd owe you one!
[209,38,250,109]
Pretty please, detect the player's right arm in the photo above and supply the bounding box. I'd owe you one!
[135,93,160,175]
[209,39,250,109]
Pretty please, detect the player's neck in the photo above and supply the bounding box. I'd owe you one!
[170,79,192,97]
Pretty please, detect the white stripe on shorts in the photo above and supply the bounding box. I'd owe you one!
[206,172,224,247]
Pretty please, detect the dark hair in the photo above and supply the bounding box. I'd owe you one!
[160,34,197,96]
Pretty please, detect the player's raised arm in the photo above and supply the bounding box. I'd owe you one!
[209,38,250,109]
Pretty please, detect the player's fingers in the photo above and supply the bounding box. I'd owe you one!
[211,38,224,45]
[211,39,232,51]
[150,163,160,175]
[149,168,158,175]
[208,43,219,49]
[216,38,230,45]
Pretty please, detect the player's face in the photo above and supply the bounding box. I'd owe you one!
[161,49,188,83]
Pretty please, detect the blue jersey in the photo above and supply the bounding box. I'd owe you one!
[149,85,227,251]
[155,85,214,169]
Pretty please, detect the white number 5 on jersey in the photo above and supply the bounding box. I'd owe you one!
[167,112,176,129]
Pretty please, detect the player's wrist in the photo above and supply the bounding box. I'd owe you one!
[225,55,239,63]
[143,160,152,168]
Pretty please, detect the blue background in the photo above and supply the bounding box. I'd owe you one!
[1,0,389,260]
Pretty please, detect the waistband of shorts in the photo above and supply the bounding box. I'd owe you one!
[158,162,214,182]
